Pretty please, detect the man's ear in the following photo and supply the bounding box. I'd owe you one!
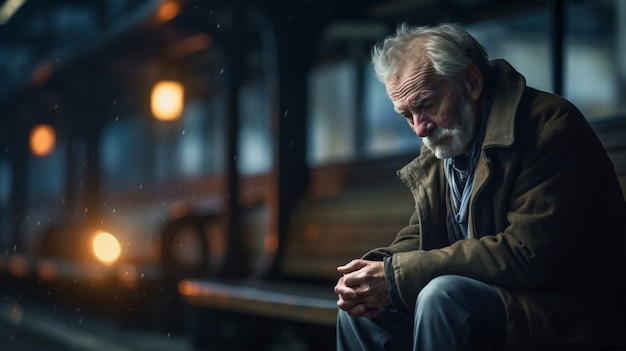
[464,64,483,101]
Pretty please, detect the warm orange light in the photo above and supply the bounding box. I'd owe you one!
[30,124,56,156]
[31,62,53,86]
[157,1,180,22]
[151,80,184,121]
[178,280,200,296]
[92,231,121,264]
[36,259,57,282]
[7,255,29,277]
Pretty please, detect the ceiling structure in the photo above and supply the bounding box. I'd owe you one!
[0,0,548,100]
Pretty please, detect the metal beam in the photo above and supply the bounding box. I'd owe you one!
[550,0,564,96]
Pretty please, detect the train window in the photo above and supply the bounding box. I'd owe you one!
[562,0,623,119]
[362,64,422,158]
[466,0,624,120]
[26,145,66,202]
[149,96,226,183]
[176,98,224,177]
[467,8,552,95]
[307,60,358,166]
[101,118,144,189]
[238,82,272,175]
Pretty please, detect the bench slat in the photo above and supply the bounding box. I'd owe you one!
[178,280,338,326]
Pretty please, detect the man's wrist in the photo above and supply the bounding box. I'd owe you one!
[383,256,403,311]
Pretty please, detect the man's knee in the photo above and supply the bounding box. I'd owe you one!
[415,275,506,349]
[336,308,352,331]
[417,275,469,307]
[415,275,506,327]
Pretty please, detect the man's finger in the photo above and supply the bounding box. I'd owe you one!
[334,282,357,299]
[337,259,368,274]
[346,304,368,317]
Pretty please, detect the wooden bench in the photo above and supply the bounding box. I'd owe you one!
[178,279,337,326]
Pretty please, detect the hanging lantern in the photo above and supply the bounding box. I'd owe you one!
[151,80,184,121]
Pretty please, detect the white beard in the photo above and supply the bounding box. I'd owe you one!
[423,94,477,159]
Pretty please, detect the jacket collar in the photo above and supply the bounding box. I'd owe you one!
[481,59,526,149]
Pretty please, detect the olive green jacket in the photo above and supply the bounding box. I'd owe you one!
[364,60,626,350]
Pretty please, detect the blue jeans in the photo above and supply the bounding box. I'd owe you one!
[336,275,506,350]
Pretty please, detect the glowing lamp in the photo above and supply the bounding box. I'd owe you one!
[151,80,184,121]
[92,231,122,265]
[157,1,180,22]
[30,124,56,156]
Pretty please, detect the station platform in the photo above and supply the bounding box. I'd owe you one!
[0,296,194,351]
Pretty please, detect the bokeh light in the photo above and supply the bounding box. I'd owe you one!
[30,124,56,156]
[92,231,122,264]
[151,80,184,121]
[157,1,180,22]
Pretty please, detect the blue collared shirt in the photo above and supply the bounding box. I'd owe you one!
[443,91,493,241]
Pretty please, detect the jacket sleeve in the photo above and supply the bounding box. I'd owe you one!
[362,211,423,311]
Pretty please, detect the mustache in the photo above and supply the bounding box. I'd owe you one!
[423,126,459,146]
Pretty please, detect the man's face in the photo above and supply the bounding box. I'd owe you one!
[385,57,478,159]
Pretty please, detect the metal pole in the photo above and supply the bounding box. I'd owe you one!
[551,0,565,96]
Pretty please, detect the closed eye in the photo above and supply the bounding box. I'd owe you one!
[423,102,436,112]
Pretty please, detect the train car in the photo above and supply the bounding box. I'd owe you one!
[1,0,624,349]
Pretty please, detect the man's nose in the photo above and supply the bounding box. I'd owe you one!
[413,114,436,137]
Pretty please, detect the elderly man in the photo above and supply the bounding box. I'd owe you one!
[334,23,626,350]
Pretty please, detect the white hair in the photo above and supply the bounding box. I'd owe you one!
[371,22,489,83]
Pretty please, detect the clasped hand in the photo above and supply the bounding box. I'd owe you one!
[334,259,392,318]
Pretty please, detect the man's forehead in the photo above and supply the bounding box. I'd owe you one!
[385,58,439,102]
